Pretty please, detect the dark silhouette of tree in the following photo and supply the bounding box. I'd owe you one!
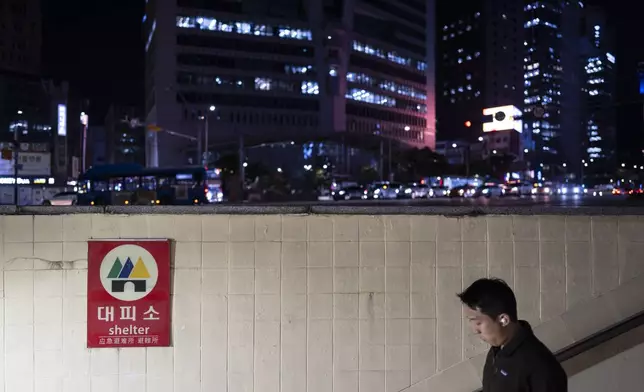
[390,147,450,181]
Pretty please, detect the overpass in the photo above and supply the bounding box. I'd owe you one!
[1,205,643,391]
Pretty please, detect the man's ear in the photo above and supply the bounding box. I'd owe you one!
[498,313,510,327]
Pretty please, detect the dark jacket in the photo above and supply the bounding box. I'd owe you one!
[482,320,567,392]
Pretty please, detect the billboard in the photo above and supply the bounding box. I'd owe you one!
[482,105,522,133]
[57,104,67,136]
[0,152,51,176]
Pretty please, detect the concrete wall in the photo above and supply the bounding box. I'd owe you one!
[568,325,644,392]
[1,213,644,392]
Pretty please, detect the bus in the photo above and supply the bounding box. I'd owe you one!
[76,164,209,206]
[205,168,224,203]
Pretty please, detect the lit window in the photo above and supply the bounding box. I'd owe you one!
[346,88,396,107]
[176,16,314,40]
[352,40,424,71]
[278,27,312,40]
[301,81,319,95]
[285,65,311,74]
[255,78,272,91]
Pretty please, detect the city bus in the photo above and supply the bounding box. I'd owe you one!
[76,164,209,206]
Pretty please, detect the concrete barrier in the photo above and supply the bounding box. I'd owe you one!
[1,206,643,392]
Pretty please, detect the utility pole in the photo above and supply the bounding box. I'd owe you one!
[379,139,384,181]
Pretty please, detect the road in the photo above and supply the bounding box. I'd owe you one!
[316,195,644,207]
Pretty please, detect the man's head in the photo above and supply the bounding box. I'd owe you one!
[457,278,518,347]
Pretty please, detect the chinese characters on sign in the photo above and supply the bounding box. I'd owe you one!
[87,240,171,348]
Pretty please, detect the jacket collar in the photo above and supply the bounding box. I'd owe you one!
[497,320,533,357]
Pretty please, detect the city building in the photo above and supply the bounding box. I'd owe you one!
[523,1,589,180]
[0,70,83,203]
[103,105,146,166]
[0,0,42,74]
[436,0,524,148]
[579,6,616,174]
[143,0,435,168]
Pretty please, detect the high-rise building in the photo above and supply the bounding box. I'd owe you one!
[436,0,525,164]
[523,1,588,179]
[0,0,42,74]
[580,6,616,173]
[436,0,524,144]
[144,0,435,167]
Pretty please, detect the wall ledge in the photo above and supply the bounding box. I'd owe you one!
[3,204,644,216]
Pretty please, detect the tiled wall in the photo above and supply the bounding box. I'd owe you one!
[1,214,643,392]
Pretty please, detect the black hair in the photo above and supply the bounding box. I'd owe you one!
[457,278,518,322]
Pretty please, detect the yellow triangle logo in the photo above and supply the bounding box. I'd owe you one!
[130,257,151,279]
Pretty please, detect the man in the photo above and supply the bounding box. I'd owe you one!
[457,278,567,392]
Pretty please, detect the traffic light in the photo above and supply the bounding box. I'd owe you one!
[464,120,472,127]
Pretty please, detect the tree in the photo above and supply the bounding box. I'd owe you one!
[390,147,450,181]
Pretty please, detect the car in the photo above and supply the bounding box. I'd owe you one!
[449,185,477,198]
[504,181,533,196]
[475,183,504,198]
[42,191,77,206]
[531,184,554,196]
[369,183,400,199]
[428,186,449,198]
[333,186,368,201]
[406,183,430,199]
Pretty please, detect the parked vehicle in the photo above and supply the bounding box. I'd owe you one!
[42,191,77,206]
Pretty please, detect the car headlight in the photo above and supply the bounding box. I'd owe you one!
[531,188,537,194]
[544,187,550,194]
[405,188,412,194]
[482,189,489,194]
[339,190,345,195]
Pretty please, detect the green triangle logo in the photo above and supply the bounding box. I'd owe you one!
[107,257,123,279]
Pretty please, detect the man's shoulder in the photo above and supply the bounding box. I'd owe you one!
[519,335,565,372]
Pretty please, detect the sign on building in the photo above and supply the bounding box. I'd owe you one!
[87,240,171,348]
[0,152,51,176]
[482,105,523,133]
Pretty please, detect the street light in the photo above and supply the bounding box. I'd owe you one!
[202,105,216,167]
[621,163,626,167]
[478,136,483,142]
[452,143,457,148]
[17,110,22,115]
[524,148,529,153]
[404,126,410,131]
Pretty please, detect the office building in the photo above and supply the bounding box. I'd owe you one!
[436,0,524,149]
[104,105,146,166]
[0,0,41,74]
[580,6,616,173]
[523,1,590,180]
[144,0,435,168]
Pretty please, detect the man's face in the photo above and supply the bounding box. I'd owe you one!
[464,306,504,347]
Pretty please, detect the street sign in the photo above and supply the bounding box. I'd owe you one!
[87,239,171,348]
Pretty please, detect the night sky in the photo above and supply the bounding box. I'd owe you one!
[41,0,644,156]
[42,0,144,119]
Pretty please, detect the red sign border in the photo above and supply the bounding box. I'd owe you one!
[87,239,172,348]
